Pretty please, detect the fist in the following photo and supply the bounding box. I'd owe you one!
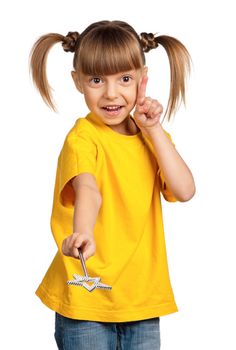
[62,232,96,260]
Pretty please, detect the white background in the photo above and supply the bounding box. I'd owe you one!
[1,0,236,349]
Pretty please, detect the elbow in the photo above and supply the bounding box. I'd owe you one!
[176,182,196,202]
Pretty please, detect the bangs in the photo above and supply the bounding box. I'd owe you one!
[75,27,145,76]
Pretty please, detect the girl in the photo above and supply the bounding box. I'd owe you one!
[30,20,195,350]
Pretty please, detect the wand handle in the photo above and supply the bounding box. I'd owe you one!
[78,249,89,278]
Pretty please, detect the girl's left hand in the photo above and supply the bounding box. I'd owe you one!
[133,75,163,133]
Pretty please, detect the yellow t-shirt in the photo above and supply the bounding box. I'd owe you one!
[36,112,178,322]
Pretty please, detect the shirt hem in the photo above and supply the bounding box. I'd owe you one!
[36,287,178,323]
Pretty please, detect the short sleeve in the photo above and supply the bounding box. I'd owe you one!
[158,132,177,202]
[58,129,97,207]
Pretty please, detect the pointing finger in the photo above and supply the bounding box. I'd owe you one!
[137,75,148,106]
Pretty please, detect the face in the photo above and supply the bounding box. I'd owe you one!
[72,69,144,130]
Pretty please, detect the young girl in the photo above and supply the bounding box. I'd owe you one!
[30,20,195,350]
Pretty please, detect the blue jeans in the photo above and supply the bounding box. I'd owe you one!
[55,313,160,350]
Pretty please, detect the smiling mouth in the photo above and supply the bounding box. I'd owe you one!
[102,105,122,112]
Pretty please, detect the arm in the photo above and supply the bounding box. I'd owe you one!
[134,74,195,202]
[145,124,195,202]
[62,173,102,260]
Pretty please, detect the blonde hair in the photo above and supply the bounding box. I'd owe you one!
[30,20,190,120]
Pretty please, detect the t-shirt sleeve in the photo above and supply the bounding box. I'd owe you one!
[58,129,98,207]
[158,132,178,202]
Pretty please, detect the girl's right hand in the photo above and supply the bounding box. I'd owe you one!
[62,232,96,260]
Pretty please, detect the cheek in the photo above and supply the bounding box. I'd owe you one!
[83,89,100,107]
[126,85,138,102]
[131,88,138,104]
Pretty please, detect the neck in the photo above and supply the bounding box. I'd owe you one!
[109,116,140,135]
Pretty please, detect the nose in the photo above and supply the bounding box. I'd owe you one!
[103,82,118,100]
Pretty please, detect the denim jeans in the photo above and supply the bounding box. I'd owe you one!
[55,313,160,350]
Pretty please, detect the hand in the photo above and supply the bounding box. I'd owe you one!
[62,232,96,260]
[134,75,163,133]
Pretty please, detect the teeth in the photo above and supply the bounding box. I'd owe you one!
[104,106,121,111]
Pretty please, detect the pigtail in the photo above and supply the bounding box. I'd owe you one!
[30,33,64,110]
[140,33,191,121]
[156,35,191,121]
[29,32,79,111]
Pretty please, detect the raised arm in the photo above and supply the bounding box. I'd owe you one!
[62,173,102,260]
[134,74,195,202]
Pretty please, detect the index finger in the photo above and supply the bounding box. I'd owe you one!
[137,75,148,106]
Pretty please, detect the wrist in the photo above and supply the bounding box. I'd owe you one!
[73,230,94,237]
[143,122,163,139]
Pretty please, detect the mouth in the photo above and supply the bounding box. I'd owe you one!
[102,105,123,116]
[102,105,122,112]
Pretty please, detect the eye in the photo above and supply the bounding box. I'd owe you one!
[87,76,104,88]
[122,75,132,83]
[90,77,102,84]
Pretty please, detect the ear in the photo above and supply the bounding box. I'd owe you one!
[142,66,148,77]
[71,71,84,94]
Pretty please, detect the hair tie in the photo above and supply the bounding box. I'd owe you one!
[62,31,80,52]
[140,32,158,53]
